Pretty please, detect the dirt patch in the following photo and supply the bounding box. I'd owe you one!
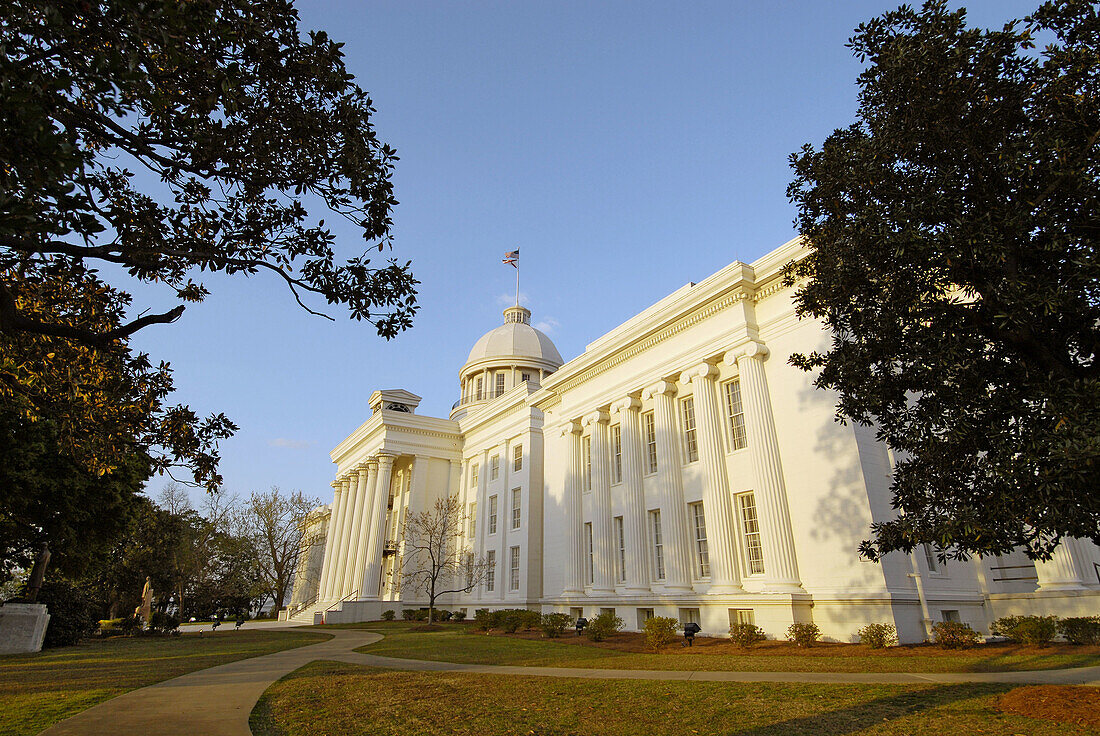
[999,685,1100,729]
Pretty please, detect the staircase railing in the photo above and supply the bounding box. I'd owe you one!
[320,588,359,623]
[285,593,319,619]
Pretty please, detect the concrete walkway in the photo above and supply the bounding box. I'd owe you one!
[40,627,1100,735]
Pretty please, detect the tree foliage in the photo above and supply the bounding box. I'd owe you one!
[788,1,1100,561]
[235,486,319,611]
[0,0,416,489]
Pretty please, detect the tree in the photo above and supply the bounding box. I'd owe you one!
[787,0,1100,562]
[400,496,488,624]
[1,0,417,490]
[235,486,319,613]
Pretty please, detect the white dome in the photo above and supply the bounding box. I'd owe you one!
[464,306,563,369]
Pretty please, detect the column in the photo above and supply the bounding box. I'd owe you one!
[560,420,585,596]
[642,380,693,592]
[681,363,743,593]
[475,449,489,601]
[329,475,358,599]
[322,478,351,600]
[727,343,803,592]
[348,460,379,599]
[339,465,369,597]
[498,440,510,602]
[362,454,396,599]
[317,481,342,601]
[1035,538,1086,590]
[611,397,651,593]
[584,411,616,594]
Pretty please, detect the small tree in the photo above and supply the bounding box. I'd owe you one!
[234,487,320,612]
[400,496,488,625]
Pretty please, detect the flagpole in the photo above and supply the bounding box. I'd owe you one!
[515,258,520,308]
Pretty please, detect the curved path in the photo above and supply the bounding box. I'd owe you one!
[41,627,1100,735]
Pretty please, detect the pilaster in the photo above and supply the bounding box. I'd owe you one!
[611,397,651,593]
[641,380,693,592]
[584,410,615,595]
[560,420,586,596]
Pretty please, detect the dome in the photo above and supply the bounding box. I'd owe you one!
[464,306,563,369]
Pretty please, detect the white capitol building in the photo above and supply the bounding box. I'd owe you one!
[286,237,1100,642]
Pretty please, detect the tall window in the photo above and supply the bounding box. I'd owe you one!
[509,546,521,590]
[690,502,709,577]
[682,396,699,463]
[468,502,477,537]
[476,376,483,401]
[643,411,658,474]
[495,372,505,396]
[738,492,764,575]
[614,516,626,583]
[511,487,521,529]
[486,550,496,591]
[649,510,665,581]
[923,544,939,573]
[471,463,479,487]
[582,436,592,491]
[465,553,474,588]
[490,455,500,480]
[513,444,523,471]
[610,425,622,484]
[724,379,747,451]
[584,522,594,584]
[488,495,498,534]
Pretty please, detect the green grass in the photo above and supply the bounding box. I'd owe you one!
[0,629,330,736]
[251,660,1090,736]
[351,624,1100,673]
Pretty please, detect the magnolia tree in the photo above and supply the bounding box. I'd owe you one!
[400,496,488,624]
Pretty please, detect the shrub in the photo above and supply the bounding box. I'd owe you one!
[401,609,418,621]
[643,616,679,652]
[585,611,623,642]
[540,612,571,638]
[97,617,125,635]
[499,609,525,633]
[729,622,766,648]
[381,609,396,621]
[1058,616,1100,645]
[148,611,180,635]
[990,615,1058,645]
[932,621,981,649]
[520,609,541,630]
[413,609,429,622]
[118,615,142,636]
[857,623,897,649]
[473,608,493,631]
[34,579,97,648]
[786,622,820,647]
[432,608,452,622]
[451,610,467,622]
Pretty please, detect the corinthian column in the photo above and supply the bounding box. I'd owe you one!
[317,480,343,601]
[361,454,396,599]
[1035,538,1086,590]
[560,420,585,596]
[330,475,358,599]
[339,466,369,597]
[584,411,615,595]
[726,343,802,592]
[611,397,650,593]
[323,479,351,600]
[348,460,378,598]
[681,363,742,593]
[641,380,693,592]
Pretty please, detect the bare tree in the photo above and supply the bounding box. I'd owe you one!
[401,495,488,624]
[235,487,319,613]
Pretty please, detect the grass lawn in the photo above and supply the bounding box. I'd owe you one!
[250,660,1092,736]
[0,628,330,736]
[350,622,1100,673]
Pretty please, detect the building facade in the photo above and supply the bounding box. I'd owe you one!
[287,237,1100,642]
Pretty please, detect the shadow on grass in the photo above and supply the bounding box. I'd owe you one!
[729,683,1006,736]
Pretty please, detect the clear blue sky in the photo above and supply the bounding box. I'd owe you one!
[125,1,1037,507]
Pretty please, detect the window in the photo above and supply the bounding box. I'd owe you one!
[682,397,699,463]
[729,608,755,627]
[521,372,531,383]
[495,372,505,396]
[570,607,584,620]
[643,411,657,474]
[476,376,483,401]
[679,608,701,626]
[465,553,474,588]
[488,495,498,534]
[610,425,622,484]
[490,455,500,480]
[690,502,709,578]
[584,522,594,585]
[636,608,654,629]
[471,463,479,487]
[724,379,747,451]
[486,550,496,591]
[738,492,764,575]
[468,502,477,537]
[614,516,626,583]
[923,544,940,573]
[649,510,665,581]
[509,546,521,590]
[582,436,592,491]
[511,487,521,529]
[513,444,523,471]
[941,610,961,623]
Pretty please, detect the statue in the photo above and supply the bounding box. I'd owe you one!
[139,576,153,623]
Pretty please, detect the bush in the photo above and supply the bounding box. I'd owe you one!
[857,623,897,649]
[932,621,981,649]
[148,611,180,635]
[118,615,142,636]
[585,611,623,642]
[643,616,679,652]
[1058,616,1100,645]
[97,617,125,634]
[452,610,467,622]
[473,608,493,631]
[381,609,396,621]
[401,609,418,621]
[520,609,541,630]
[34,579,97,648]
[541,612,571,638]
[786,622,820,647]
[990,615,1058,645]
[432,608,452,622]
[729,622,766,648]
[413,609,429,622]
[499,609,525,633]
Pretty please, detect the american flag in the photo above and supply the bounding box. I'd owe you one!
[502,249,519,267]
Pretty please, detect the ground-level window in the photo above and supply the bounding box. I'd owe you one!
[737,492,765,575]
[679,608,701,626]
[941,609,961,623]
[636,608,655,630]
[486,550,496,592]
[649,510,665,581]
[570,607,584,620]
[509,546,521,590]
[728,608,755,627]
